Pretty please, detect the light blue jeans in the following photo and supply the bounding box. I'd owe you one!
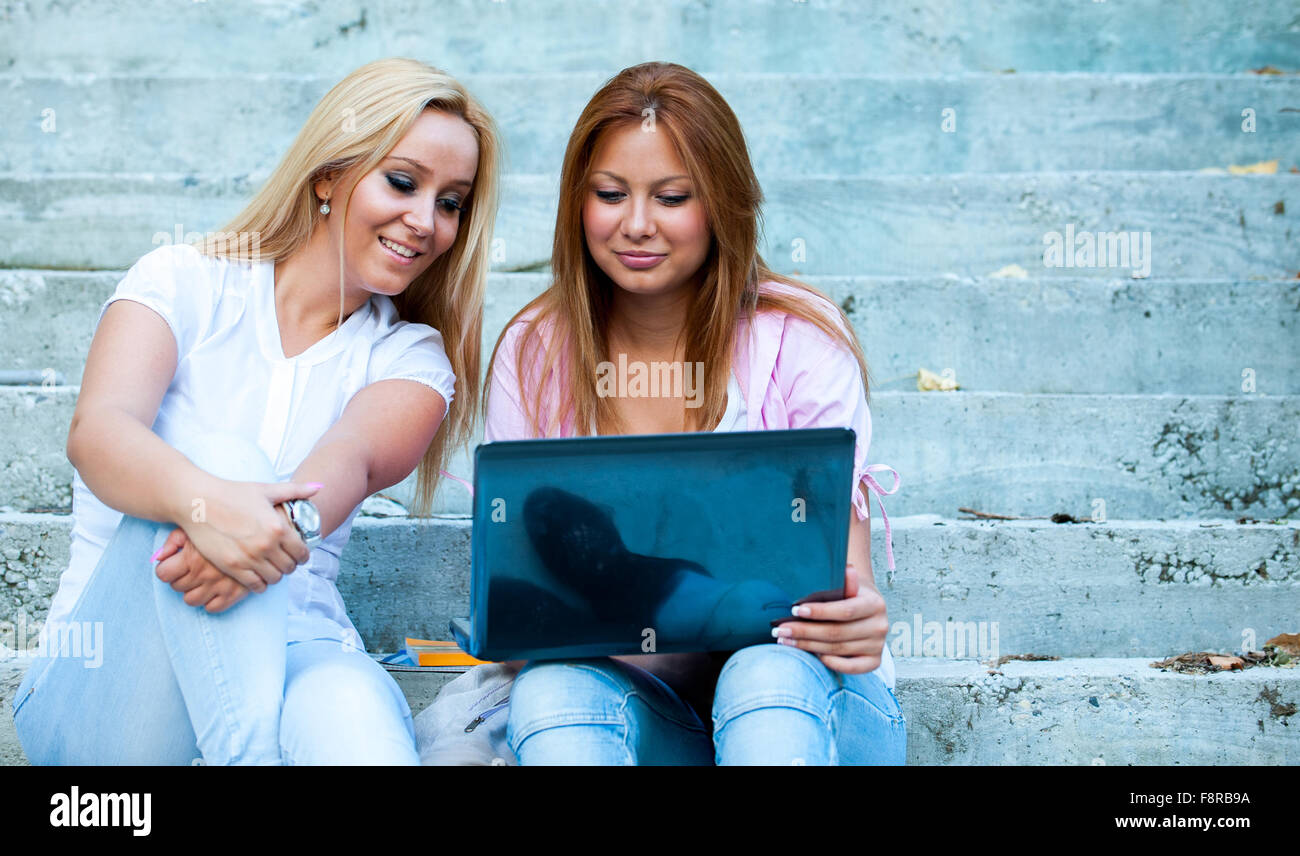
[11,432,418,765]
[506,644,907,765]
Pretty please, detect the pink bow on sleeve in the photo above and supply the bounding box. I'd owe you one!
[859,464,901,573]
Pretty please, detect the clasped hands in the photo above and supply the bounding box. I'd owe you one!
[153,479,319,614]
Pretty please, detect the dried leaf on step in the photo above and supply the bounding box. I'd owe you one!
[994,653,1060,667]
[1250,65,1286,75]
[1207,655,1245,670]
[1151,651,1235,674]
[917,367,960,391]
[1265,633,1300,656]
[1245,648,1294,667]
[1227,159,1279,175]
[988,263,1028,278]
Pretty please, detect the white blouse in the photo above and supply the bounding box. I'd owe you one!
[45,243,457,650]
[714,371,746,432]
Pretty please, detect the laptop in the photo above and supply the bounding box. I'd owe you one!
[450,427,856,661]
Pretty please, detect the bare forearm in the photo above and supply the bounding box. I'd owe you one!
[287,438,372,539]
[67,406,217,526]
[283,381,443,540]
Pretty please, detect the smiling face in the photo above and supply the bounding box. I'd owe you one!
[582,121,712,300]
[318,108,479,298]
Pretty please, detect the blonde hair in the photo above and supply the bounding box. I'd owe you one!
[196,57,501,516]
[488,61,868,436]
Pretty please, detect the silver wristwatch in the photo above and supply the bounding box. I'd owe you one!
[281,499,322,548]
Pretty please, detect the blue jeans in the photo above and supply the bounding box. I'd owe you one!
[506,644,907,765]
[11,432,418,765]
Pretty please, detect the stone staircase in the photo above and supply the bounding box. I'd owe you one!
[1,0,1298,764]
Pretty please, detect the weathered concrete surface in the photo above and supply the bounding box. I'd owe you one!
[7,74,1299,176]
[3,513,1296,658]
[899,657,1300,765]
[387,668,460,729]
[3,657,1295,765]
[4,271,1297,396]
[1,174,1295,278]
[882,517,1300,660]
[0,387,74,513]
[0,661,26,766]
[832,278,1300,396]
[330,517,473,651]
[870,392,1300,520]
[4,0,1296,75]
[7,388,1298,518]
[0,512,68,638]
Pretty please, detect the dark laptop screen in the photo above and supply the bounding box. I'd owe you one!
[463,428,856,661]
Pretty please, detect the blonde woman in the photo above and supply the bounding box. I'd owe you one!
[484,62,904,765]
[12,58,500,765]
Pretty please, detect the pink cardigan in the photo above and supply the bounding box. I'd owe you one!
[483,282,901,571]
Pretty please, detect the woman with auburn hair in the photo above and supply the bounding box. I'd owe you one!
[483,61,905,765]
[12,57,500,765]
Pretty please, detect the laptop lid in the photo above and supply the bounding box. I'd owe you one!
[453,427,856,661]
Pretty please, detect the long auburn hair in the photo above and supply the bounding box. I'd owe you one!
[487,61,869,436]
[196,57,501,516]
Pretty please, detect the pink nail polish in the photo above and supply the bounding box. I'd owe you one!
[150,547,163,562]
[306,482,324,490]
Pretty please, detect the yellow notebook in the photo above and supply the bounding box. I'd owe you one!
[403,637,494,667]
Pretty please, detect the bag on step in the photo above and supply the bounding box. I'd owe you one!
[414,662,519,766]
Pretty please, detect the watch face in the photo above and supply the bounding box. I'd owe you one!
[298,500,321,535]
[292,499,322,541]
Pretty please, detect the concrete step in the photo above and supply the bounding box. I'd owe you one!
[3,269,1296,395]
[4,0,1295,75]
[2,655,1296,765]
[898,656,1300,764]
[3,172,1294,277]
[5,388,1297,519]
[3,512,1296,658]
[7,73,1299,176]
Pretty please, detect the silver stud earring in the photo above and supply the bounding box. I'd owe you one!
[319,201,331,215]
